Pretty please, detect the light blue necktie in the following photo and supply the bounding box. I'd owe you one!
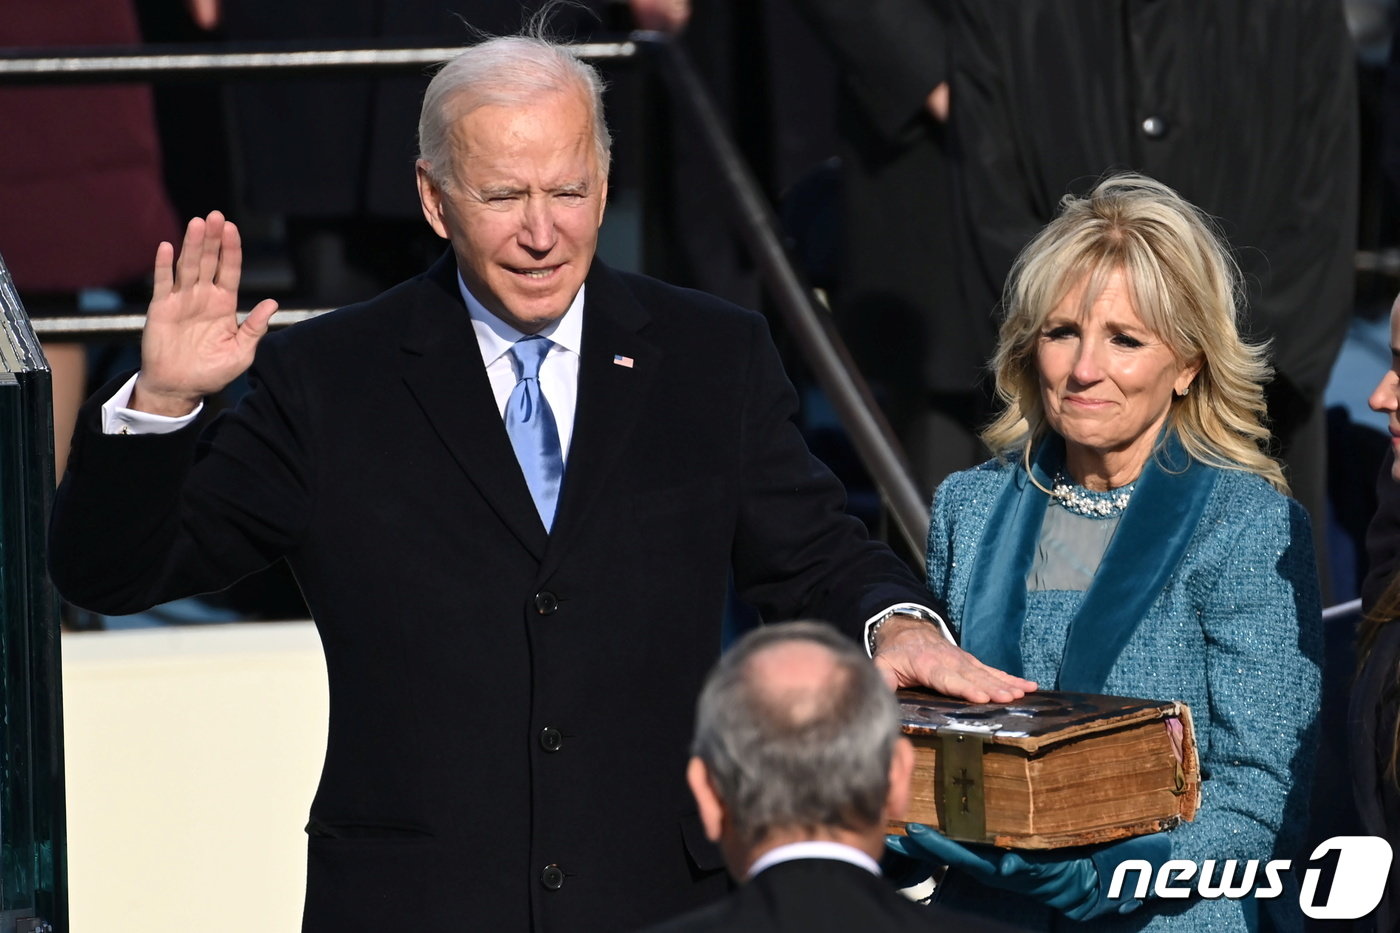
[505,335,563,531]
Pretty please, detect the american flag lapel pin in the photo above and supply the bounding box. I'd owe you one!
[613,354,635,369]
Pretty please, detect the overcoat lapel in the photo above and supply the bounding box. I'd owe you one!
[1057,437,1217,692]
[399,254,549,561]
[959,433,1218,693]
[541,262,658,575]
[958,443,1057,676]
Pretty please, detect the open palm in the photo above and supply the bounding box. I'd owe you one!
[132,211,278,416]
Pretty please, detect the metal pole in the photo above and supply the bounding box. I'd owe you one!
[644,36,931,553]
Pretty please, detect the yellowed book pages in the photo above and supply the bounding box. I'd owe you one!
[889,690,1199,850]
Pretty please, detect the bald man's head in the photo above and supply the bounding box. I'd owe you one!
[689,622,902,850]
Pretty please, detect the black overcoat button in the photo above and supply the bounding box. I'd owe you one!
[1141,115,1167,138]
[534,590,559,614]
[540,727,563,752]
[541,864,565,890]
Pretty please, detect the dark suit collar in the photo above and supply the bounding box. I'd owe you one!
[399,251,550,560]
[541,260,658,573]
[747,841,882,881]
[398,255,660,566]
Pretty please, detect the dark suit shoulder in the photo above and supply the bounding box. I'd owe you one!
[595,264,768,343]
[634,859,1009,933]
[252,260,465,391]
[611,267,757,316]
[264,266,445,351]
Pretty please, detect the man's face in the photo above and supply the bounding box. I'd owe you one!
[417,88,607,333]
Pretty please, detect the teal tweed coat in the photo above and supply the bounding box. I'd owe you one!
[926,450,1322,932]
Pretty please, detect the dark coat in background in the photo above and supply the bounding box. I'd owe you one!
[1354,451,1400,931]
[1349,620,1400,933]
[222,1,609,220]
[49,256,937,933]
[793,0,1358,530]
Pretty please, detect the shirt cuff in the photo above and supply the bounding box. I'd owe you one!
[862,603,954,658]
[101,373,203,435]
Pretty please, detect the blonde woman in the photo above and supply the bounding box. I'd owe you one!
[891,175,1322,931]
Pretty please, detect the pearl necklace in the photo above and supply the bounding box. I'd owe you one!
[1049,474,1135,517]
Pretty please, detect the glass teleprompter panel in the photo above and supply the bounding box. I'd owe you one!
[0,253,65,933]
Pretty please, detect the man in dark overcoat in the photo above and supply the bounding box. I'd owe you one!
[48,33,1030,933]
[638,621,1015,933]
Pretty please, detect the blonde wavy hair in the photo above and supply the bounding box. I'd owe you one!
[981,173,1286,492]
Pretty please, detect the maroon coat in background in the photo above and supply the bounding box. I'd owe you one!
[0,0,177,294]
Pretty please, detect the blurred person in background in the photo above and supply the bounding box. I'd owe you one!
[0,0,179,481]
[792,0,1357,601]
[1351,287,1400,933]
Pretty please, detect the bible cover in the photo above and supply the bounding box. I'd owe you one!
[891,689,1199,850]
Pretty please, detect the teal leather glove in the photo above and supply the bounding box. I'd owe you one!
[887,823,1154,921]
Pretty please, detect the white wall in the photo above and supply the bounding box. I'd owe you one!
[62,622,328,933]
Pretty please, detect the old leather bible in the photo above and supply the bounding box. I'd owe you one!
[891,689,1199,850]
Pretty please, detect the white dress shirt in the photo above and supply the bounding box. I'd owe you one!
[460,272,582,461]
[746,840,882,880]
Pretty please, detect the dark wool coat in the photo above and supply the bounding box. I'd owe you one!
[50,256,937,932]
[794,0,1357,409]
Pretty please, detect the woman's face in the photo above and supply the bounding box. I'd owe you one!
[1037,269,1199,489]
[1368,295,1400,482]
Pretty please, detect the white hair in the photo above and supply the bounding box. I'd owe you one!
[691,621,899,848]
[417,33,611,189]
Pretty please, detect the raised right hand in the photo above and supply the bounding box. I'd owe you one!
[131,212,278,417]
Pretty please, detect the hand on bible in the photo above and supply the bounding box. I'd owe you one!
[871,614,1036,703]
[887,824,1137,921]
[132,212,278,417]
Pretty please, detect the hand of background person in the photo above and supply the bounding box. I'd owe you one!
[871,614,1035,703]
[185,0,220,30]
[927,82,950,122]
[130,212,278,417]
[887,824,1140,921]
[629,0,690,34]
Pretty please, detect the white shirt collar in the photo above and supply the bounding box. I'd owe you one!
[457,271,586,366]
[746,840,882,880]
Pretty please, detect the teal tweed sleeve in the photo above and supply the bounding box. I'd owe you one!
[927,465,997,640]
[1159,483,1323,869]
[926,479,956,629]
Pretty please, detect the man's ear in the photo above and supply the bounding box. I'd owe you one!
[686,756,725,843]
[884,737,916,822]
[415,160,450,240]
